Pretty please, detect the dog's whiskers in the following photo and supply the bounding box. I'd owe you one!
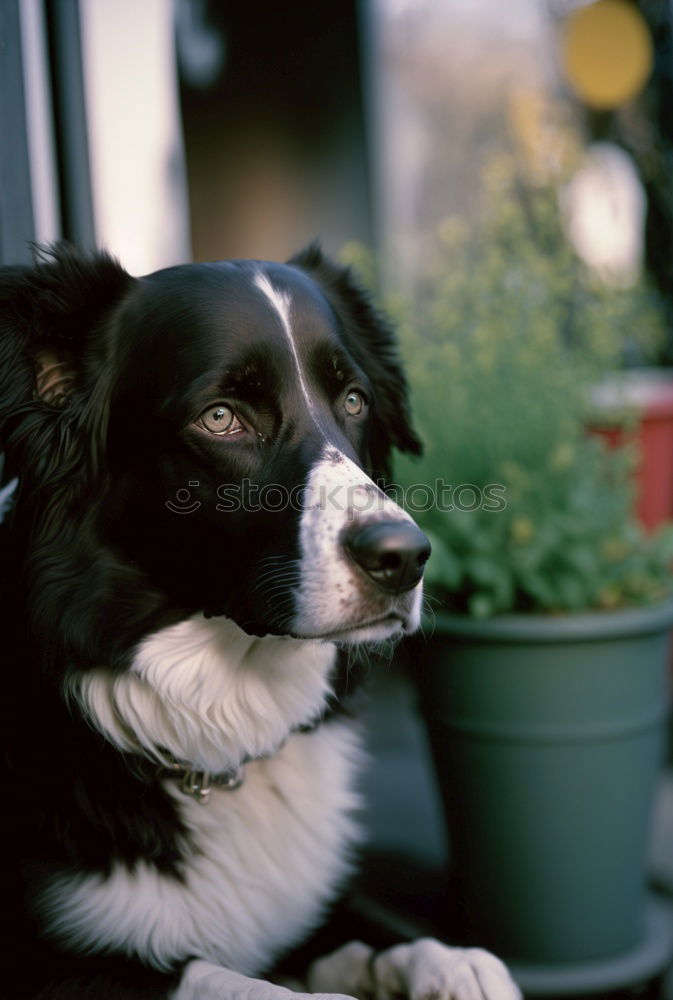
[253,561,300,592]
[419,596,438,640]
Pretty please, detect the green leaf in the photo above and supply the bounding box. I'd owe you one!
[468,592,497,618]
[553,572,590,610]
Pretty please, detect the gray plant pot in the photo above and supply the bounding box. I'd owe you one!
[418,601,673,973]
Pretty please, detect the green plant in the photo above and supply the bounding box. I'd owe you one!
[354,157,673,617]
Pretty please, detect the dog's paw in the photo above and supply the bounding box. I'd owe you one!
[274,978,356,1000]
[174,960,357,1000]
[307,941,374,998]
[307,939,521,1000]
[283,991,356,1000]
[371,939,521,1000]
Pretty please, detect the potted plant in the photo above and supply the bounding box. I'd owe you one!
[388,158,673,995]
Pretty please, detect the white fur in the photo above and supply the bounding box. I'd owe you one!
[70,615,336,774]
[292,446,423,641]
[39,721,363,976]
[254,272,320,427]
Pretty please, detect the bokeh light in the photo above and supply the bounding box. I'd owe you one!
[561,0,653,110]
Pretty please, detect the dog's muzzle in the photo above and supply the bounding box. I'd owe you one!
[344,520,431,594]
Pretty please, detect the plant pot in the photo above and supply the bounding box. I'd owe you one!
[417,601,673,977]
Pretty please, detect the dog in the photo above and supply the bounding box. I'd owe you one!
[0,245,521,1000]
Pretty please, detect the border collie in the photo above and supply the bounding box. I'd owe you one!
[0,246,520,1000]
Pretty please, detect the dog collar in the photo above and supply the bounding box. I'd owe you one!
[160,759,244,804]
[156,716,325,805]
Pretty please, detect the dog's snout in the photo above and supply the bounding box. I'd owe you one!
[344,520,431,594]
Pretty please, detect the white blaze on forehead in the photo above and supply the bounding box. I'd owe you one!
[253,271,320,425]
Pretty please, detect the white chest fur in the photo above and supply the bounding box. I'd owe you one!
[71,615,338,773]
[48,616,364,974]
[40,722,363,974]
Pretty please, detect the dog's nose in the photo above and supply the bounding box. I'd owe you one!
[344,520,431,594]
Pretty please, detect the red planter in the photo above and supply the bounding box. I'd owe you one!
[589,371,673,531]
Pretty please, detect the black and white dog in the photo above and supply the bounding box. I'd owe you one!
[0,246,520,1000]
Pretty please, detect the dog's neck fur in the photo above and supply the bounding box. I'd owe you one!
[68,614,337,775]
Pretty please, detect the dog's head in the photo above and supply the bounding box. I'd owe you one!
[0,245,429,658]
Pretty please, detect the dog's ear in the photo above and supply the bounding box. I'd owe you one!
[0,244,134,499]
[0,243,132,416]
[289,244,422,479]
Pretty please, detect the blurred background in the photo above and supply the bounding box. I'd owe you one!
[3,0,673,995]
[4,0,672,298]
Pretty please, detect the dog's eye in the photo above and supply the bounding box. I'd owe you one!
[344,391,366,416]
[198,405,239,435]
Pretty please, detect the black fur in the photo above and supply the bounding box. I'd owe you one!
[0,244,420,999]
